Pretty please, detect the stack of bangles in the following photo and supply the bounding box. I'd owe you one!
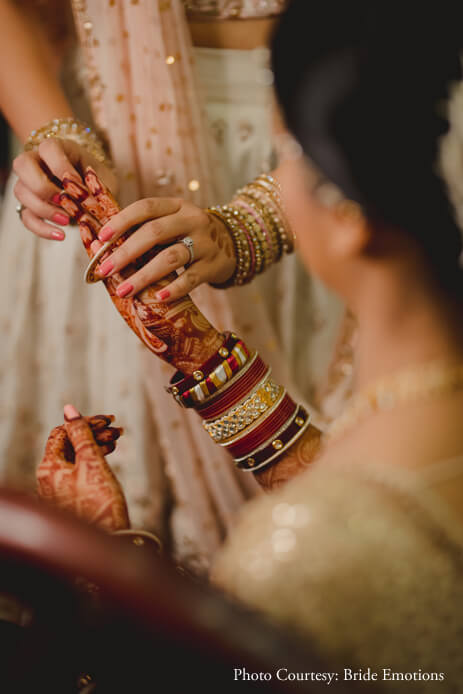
[207,173,294,287]
[166,332,310,472]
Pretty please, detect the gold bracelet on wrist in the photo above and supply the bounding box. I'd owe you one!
[235,193,281,267]
[25,117,113,170]
[238,188,284,261]
[203,370,284,443]
[208,206,253,286]
[207,172,294,288]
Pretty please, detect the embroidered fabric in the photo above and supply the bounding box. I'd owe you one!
[213,456,463,688]
[183,0,287,20]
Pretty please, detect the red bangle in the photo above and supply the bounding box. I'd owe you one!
[234,405,310,471]
[224,393,297,459]
[197,354,267,420]
[179,340,250,407]
[167,332,237,395]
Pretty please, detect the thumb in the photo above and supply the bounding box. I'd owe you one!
[63,404,103,466]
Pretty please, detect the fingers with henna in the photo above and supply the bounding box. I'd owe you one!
[84,167,120,221]
[99,442,116,456]
[86,414,116,429]
[59,193,84,221]
[62,174,105,221]
[43,425,69,460]
[63,404,103,462]
[77,217,101,253]
[93,427,123,445]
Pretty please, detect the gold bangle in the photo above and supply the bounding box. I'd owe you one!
[226,203,265,275]
[113,529,163,553]
[220,387,287,447]
[208,207,253,286]
[235,192,281,267]
[252,185,293,253]
[25,117,113,169]
[238,188,284,261]
[203,371,282,443]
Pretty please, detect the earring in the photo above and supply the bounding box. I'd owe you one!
[333,199,364,224]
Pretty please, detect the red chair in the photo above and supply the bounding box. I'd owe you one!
[0,489,362,693]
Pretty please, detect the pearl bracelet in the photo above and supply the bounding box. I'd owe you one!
[25,117,112,169]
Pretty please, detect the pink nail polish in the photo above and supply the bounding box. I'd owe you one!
[52,212,70,226]
[99,227,115,242]
[156,289,170,301]
[51,230,65,241]
[64,403,81,421]
[52,193,62,205]
[116,282,133,298]
[98,259,114,277]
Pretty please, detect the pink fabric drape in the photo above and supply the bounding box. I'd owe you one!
[69,1,346,572]
[71,0,262,572]
[71,0,223,206]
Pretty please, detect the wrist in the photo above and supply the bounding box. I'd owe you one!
[166,332,310,474]
[184,329,224,374]
[208,173,294,288]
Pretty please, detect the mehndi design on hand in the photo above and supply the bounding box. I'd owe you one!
[60,168,222,374]
[37,413,129,532]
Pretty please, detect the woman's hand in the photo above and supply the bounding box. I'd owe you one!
[92,198,236,302]
[37,404,129,533]
[12,138,117,241]
[56,168,224,374]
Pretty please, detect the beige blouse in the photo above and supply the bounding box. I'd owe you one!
[213,456,463,690]
[183,0,287,20]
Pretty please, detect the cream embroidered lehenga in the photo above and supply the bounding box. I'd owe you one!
[0,0,345,572]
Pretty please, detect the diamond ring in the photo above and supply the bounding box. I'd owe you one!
[181,236,195,266]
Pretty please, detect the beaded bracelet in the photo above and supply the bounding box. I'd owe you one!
[251,174,294,253]
[25,117,112,169]
[208,172,293,287]
[237,192,283,263]
[208,207,253,286]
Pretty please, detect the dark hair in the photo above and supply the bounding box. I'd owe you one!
[272,1,463,295]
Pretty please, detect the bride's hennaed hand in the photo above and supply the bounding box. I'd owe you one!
[37,405,129,533]
[93,198,236,301]
[12,138,117,241]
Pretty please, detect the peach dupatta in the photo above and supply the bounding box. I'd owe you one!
[71,0,223,206]
[70,0,264,573]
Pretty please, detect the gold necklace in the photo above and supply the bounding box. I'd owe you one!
[328,360,463,441]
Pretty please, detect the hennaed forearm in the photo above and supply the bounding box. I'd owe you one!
[253,424,323,491]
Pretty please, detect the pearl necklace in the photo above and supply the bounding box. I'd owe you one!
[328,360,463,441]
